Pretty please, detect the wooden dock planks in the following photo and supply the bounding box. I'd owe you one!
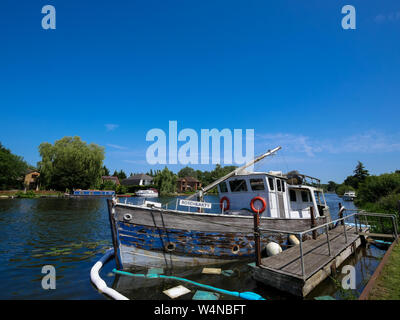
[252,225,364,296]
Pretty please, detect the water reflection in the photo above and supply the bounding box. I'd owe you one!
[0,198,112,299]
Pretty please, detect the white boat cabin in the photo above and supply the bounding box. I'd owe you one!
[217,171,328,219]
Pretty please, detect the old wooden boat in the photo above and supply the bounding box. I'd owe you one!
[107,147,332,269]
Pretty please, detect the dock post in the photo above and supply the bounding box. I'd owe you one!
[325,225,331,256]
[354,214,358,233]
[310,207,317,239]
[107,199,122,270]
[339,203,344,226]
[393,214,398,239]
[299,234,305,279]
[253,210,261,266]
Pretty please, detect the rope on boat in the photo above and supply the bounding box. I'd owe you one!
[112,268,265,300]
[90,248,129,300]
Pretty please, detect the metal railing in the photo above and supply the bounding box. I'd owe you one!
[256,210,398,280]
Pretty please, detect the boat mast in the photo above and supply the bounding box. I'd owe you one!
[186,146,282,201]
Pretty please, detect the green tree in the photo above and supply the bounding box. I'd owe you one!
[193,165,238,188]
[343,161,370,189]
[335,184,355,196]
[102,165,110,176]
[178,166,197,178]
[0,143,29,190]
[153,167,177,195]
[38,136,105,191]
[327,181,337,192]
[354,161,369,182]
[115,184,127,195]
[343,175,359,189]
[113,169,127,180]
[356,173,400,205]
[118,169,127,180]
[210,164,237,182]
[100,180,116,191]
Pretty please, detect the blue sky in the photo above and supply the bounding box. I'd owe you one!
[0,0,399,183]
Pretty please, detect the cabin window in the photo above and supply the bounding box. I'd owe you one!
[268,178,274,191]
[301,190,310,202]
[314,191,323,205]
[219,182,228,193]
[250,179,265,191]
[229,179,248,192]
[289,190,297,202]
[282,181,285,192]
[277,179,282,192]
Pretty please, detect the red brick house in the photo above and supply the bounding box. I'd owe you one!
[176,176,201,192]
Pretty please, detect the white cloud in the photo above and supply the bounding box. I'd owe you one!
[256,133,318,157]
[256,131,400,157]
[340,131,400,153]
[105,124,119,131]
[374,11,400,23]
[123,159,148,165]
[106,143,128,150]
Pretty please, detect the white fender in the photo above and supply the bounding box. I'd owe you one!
[266,242,282,257]
[288,234,300,246]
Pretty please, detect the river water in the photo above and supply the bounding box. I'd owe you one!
[0,194,387,300]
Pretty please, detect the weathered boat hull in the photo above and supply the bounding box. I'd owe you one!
[108,200,329,268]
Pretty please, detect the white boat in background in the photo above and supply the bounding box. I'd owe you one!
[343,190,356,201]
[135,189,159,198]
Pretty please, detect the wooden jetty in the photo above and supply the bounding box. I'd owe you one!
[251,211,398,297]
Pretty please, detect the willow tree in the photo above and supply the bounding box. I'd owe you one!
[153,167,177,195]
[38,136,105,191]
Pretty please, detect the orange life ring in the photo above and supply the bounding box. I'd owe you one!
[250,196,267,214]
[220,196,230,211]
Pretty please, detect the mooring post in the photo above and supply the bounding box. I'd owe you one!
[107,199,122,270]
[339,202,344,226]
[310,206,317,240]
[299,234,305,279]
[325,225,332,256]
[253,210,261,267]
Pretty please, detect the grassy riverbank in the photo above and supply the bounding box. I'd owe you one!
[368,241,400,300]
[0,190,65,198]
